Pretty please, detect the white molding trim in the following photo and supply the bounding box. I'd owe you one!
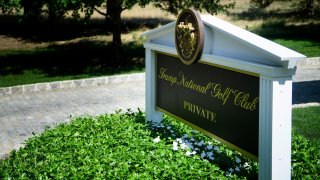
[201,54,296,77]
[145,48,163,123]
[142,15,306,69]
[144,42,296,78]
[142,22,175,41]
[200,15,306,69]
[259,76,292,180]
[143,42,176,55]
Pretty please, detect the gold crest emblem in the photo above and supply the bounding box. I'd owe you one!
[176,21,196,59]
[175,9,204,65]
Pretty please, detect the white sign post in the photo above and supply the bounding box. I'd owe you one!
[142,14,306,179]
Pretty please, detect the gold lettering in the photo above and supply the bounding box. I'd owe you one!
[234,92,244,106]
[159,67,259,112]
[158,68,177,85]
[178,71,211,95]
[177,71,185,86]
[210,112,217,122]
[234,92,259,111]
[183,101,188,109]
[183,101,217,123]
[249,97,259,111]
[210,84,234,105]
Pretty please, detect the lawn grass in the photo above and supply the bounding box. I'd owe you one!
[0,108,319,179]
[248,20,320,57]
[225,0,320,57]
[292,106,320,148]
[0,36,145,87]
[274,39,320,57]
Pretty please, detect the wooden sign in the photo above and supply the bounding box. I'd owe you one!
[156,53,259,158]
[143,8,305,179]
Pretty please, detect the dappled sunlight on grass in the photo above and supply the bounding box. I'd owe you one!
[0,36,145,87]
[219,0,320,57]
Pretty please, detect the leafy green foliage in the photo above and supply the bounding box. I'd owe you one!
[0,110,228,179]
[1,0,234,21]
[152,0,235,15]
[1,0,235,61]
[1,108,318,178]
[46,0,82,22]
[0,0,21,13]
[150,115,259,179]
[292,133,320,179]
[291,106,320,179]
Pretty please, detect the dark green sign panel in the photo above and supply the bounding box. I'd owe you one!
[156,53,260,158]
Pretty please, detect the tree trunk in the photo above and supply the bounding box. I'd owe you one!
[304,0,314,15]
[111,10,122,61]
[21,0,42,24]
[107,0,123,62]
[48,3,57,26]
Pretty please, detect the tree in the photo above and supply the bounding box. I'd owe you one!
[0,0,46,23]
[249,0,320,16]
[87,0,235,60]
[20,0,45,23]
[0,0,82,24]
[0,0,21,14]
[250,0,274,9]
[1,0,235,60]
[45,0,85,24]
[83,0,152,61]
[152,0,235,15]
[297,0,320,16]
[107,0,153,60]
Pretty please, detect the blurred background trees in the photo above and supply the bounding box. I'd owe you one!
[1,0,318,60]
[0,0,319,86]
[0,0,235,60]
[250,0,320,16]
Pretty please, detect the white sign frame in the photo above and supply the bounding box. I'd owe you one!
[142,15,306,179]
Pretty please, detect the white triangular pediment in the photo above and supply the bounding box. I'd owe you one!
[142,15,306,70]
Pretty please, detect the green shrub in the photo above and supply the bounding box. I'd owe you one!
[291,132,320,179]
[0,110,231,179]
[0,109,318,179]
